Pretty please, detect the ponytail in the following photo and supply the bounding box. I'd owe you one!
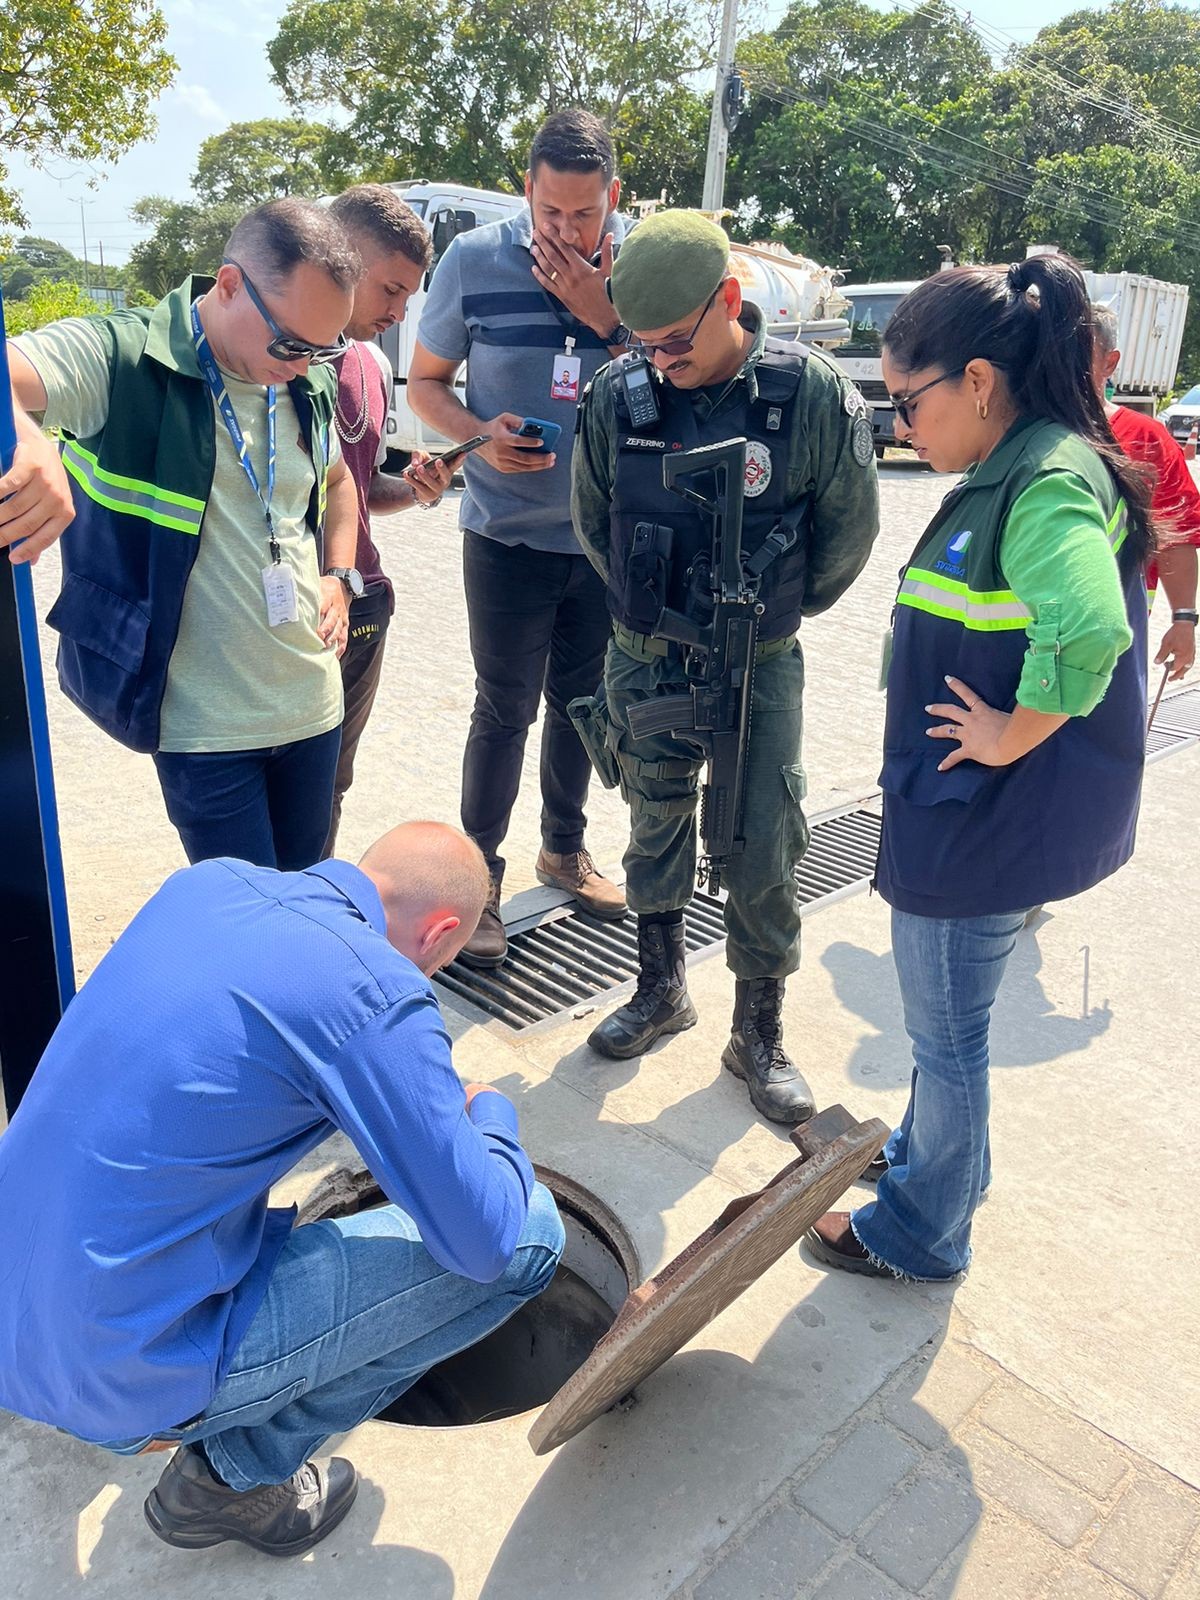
[884,257,1154,564]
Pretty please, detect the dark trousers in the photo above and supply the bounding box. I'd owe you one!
[324,584,391,858]
[461,529,610,873]
[153,725,342,871]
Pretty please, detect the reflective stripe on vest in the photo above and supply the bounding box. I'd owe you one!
[896,567,1032,631]
[61,441,205,536]
[1107,500,1129,556]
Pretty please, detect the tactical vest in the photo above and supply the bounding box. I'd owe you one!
[46,279,334,754]
[876,419,1147,919]
[607,339,812,639]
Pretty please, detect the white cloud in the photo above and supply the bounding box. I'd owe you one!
[173,83,227,124]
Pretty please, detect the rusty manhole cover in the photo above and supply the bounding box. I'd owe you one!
[528,1105,887,1454]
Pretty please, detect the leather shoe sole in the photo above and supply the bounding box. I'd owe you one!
[802,1223,898,1279]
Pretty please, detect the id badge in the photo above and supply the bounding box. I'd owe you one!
[878,626,894,692]
[262,562,299,627]
[551,353,581,402]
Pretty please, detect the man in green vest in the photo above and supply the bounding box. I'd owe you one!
[2,198,362,872]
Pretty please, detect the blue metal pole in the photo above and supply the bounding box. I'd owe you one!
[0,285,75,1116]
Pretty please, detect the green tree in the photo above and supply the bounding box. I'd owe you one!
[5,279,102,335]
[267,0,711,197]
[192,118,348,208]
[0,0,175,226]
[126,196,242,299]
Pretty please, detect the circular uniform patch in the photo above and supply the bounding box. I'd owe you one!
[744,439,773,497]
[851,415,875,466]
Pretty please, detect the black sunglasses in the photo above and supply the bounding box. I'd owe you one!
[889,367,966,427]
[224,258,348,365]
[634,282,724,358]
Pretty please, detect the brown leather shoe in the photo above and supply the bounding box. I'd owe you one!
[803,1211,901,1278]
[461,871,507,968]
[536,848,627,921]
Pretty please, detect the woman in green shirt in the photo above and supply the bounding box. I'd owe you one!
[806,253,1154,1282]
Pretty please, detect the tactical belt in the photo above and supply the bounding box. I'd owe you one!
[612,622,795,664]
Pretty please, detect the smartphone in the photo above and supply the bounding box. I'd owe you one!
[516,417,562,453]
[404,433,489,481]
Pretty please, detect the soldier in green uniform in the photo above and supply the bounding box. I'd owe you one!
[570,211,879,1124]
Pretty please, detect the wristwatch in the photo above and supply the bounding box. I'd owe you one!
[325,566,365,599]
[605,322,632,347]
[1172,608,1199,624]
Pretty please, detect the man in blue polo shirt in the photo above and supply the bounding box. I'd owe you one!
[410,108,632,966]
[0,821,563,1558]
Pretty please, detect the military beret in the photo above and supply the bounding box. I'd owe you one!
[611,211,730,332]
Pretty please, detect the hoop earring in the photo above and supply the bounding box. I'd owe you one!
[977,400,989,421]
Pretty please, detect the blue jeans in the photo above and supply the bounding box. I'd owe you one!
[851,907,1027,1281]
[153,725,342,870]
[118,1184,564,1489]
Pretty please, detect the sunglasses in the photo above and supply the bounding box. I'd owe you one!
[634,282,724,359]
[224,258,348,365]
[889,367,965,427]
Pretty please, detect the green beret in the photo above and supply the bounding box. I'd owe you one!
[611,211,730,332]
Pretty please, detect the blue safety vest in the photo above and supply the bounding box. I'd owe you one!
[876,419,1147,919]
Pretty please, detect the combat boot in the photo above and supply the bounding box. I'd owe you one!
[144,1444,359,1557]
[461,869,506,968]
[588,915,697,1059]
[722,977,815,1125]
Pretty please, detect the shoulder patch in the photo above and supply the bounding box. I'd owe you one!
[851,415,875,466]
[745,440,773,496]
[844,386,868,420]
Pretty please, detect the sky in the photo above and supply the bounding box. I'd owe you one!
[12,0,1077,266]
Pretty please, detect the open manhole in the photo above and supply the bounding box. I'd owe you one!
[296,1106,887,1454]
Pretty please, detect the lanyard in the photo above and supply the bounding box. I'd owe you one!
[191,300,280,563]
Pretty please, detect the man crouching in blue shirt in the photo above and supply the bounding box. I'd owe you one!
[0,821,564,1557]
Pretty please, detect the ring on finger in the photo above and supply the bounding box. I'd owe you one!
[550,270,558,282]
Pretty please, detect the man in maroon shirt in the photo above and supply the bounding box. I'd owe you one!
[1093,304,1198,680]
[321,185,453,855]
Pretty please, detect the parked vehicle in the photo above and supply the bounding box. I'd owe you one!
[364,181,851,458]
[1159,383,1200,444]
[831,254,1189,457]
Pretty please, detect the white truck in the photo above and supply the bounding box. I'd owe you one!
[367,180,851,459]
[831,254,1190,456]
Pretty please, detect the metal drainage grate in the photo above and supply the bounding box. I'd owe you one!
[1146,723,1193,762]
[1147,684,1200,763]
[433,805,882,1032]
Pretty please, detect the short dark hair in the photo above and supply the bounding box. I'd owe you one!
[328,184,433,269]
[883,256,1154,565]
[224,197,361,293]
[529,109,615,184]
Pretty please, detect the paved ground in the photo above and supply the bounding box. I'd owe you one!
[6,460,1198,1597]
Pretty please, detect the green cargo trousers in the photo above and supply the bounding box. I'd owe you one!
[603,636,809,979]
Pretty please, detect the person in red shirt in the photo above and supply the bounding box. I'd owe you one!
[1092,303,1198,678]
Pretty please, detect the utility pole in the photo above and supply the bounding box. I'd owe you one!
[701,0,740,214]
[78,198,91,295]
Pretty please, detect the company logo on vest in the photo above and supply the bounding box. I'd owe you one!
[936,529,973,574]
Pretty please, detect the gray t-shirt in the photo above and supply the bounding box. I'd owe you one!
[417,206,628,555]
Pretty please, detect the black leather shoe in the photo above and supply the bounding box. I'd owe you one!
[588,916,697,1059]
[144,1445,359,1557]
[722,977,815,1125]
[461,870,506,968]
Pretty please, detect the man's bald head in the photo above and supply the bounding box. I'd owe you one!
[358,822,489,975]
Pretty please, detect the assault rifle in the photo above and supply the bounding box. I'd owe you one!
[625,438,763,896]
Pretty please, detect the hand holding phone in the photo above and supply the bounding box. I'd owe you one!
[517,417,563,453]
[477,412,559,475]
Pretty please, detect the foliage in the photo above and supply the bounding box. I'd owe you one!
[192,118,349,208]
[126,197,243,299]
[0,0,175,226]
[4,279,102,335]
[267,0,714,199]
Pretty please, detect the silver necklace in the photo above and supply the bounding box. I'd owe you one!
[334,345,371,446]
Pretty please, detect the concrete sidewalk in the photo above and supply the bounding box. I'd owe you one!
[5,463,1197,1596]
[4,743,1196,1599]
